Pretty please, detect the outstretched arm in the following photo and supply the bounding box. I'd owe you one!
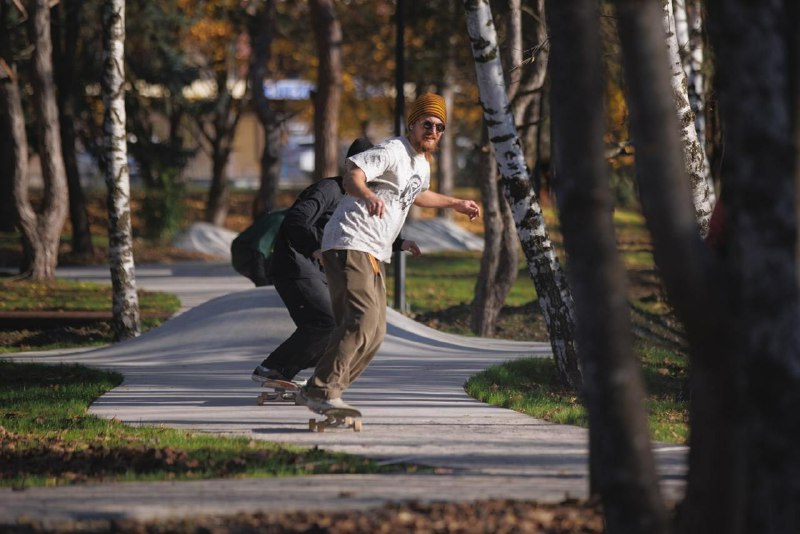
[413,190,481,221]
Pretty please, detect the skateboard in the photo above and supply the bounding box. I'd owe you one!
[256,378,301,405]
[308,407,362,432]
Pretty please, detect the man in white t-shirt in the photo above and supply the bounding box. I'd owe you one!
[297,93,481,413]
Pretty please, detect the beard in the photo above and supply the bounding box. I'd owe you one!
[414,136,439,154]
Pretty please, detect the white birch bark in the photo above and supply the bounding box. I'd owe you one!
[663,0,714,235]
[103,0,140,340]
[463,0,581,388]
[673,0,713,204]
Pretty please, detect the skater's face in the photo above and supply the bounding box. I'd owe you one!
[408,115,444,154]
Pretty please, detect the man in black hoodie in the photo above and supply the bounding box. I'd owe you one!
[251,138,419,386]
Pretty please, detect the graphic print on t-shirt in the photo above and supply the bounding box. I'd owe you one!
[398,174,423,211]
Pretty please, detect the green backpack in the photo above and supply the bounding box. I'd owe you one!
[230,209,287,287]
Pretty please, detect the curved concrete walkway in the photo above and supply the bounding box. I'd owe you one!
[1,263,687,524]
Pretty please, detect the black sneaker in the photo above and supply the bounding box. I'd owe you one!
[251,365,288,384]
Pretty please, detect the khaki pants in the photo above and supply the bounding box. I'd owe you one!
[309,249,386,400]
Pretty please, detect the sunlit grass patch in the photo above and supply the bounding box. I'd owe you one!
[0,361,420,488]
[465,348,689,445]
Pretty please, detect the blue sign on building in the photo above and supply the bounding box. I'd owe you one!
[263,79,314,100]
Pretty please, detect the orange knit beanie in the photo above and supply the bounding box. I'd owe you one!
[406,93,447,128]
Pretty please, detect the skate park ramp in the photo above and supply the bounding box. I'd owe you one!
[2,263,687,523]
[10,269,687,490]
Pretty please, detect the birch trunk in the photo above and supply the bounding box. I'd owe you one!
[674,0,708,170]
[463,0,581,389]
[102,0,140,340]
[662,0,714,236]
[471,0,522,337]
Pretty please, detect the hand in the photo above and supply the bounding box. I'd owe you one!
[401,240,422,257]
[311,249,323,265]
[456,199,481,221]
[365,193,385,218]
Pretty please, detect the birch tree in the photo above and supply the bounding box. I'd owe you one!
[673,0,708,162]
[547,1,668,529]
[662,0,714,235]
[102,0,140,340]
[463,0,581,388]
[470,0,522,337]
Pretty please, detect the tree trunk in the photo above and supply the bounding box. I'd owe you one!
[613,0,746,532]
[471,132,518,336]
[463,0,581,389]
[102,0,140,340]
[0,3,15,233]
[436,59,455,218]
[705,1,800,531]
[202,70,242,227]
[54,0,94,257]
[205,143,230,227]
[674,0,709,177]
[4,67,33,270]
[547,1,668,530]
[0,101,15,232]
[662,0,714,236]
[14,0,69,280]
[470,0,526,336]
[249,0,281,219]
[310,0,341,181]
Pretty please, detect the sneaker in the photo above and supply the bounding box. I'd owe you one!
[296,386,352,413]
[251,366,289,385]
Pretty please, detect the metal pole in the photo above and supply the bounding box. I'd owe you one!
[393,0,407,312]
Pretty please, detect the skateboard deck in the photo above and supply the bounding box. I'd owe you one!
[256,378,301,405]
[308,407,362,432]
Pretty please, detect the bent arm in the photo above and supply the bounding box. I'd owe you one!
[343,162,385,217]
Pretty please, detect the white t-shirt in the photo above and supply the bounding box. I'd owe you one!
[321,136,430,262]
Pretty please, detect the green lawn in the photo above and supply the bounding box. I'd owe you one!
[0,361,419,488]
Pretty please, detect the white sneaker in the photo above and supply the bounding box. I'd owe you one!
[296,387,352,413]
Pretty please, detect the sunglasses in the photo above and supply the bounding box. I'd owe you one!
[421,120,445,133]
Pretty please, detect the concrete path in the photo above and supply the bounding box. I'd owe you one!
[1,262,687,524]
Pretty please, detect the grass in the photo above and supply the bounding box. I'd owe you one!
[0,278,182,354]
[0,278,180,313]
[0,360,419,489]
[465,340,689,445]
[388,250,534,315]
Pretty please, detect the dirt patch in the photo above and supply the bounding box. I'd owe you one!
[8,499,606,533]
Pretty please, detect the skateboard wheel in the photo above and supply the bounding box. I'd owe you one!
[353,419,363,432]
[256,395,265,406]
[344,416,353,426]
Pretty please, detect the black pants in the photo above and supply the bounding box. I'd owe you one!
[261,275,335,380]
